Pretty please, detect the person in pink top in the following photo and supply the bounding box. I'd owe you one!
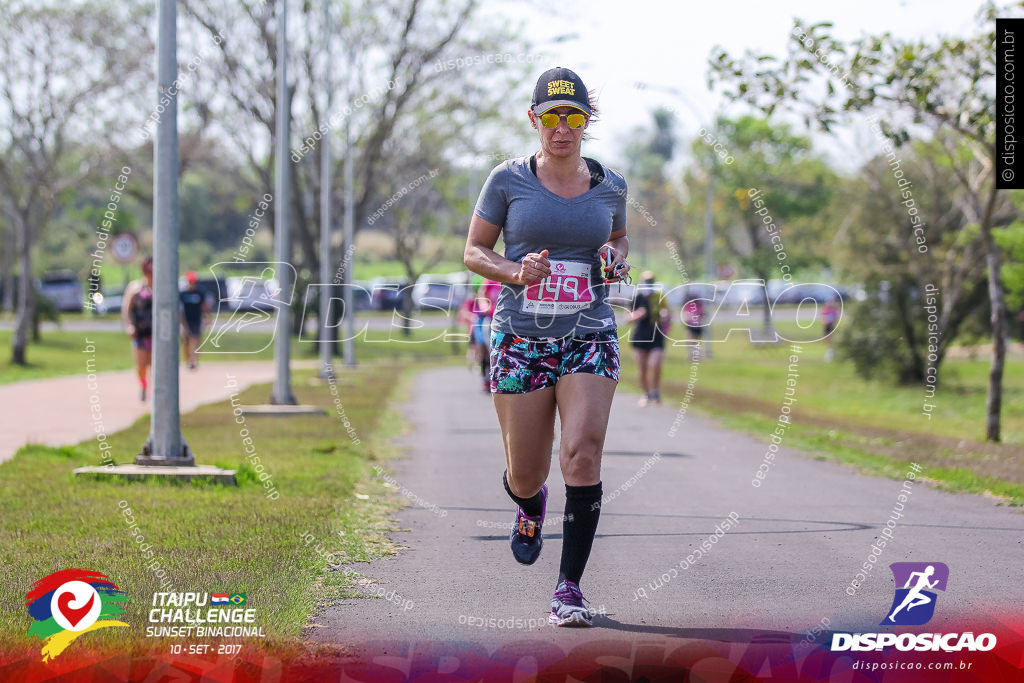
[822,296,840,362]
[480,279,500,307]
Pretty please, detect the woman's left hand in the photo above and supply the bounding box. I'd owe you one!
[601,246,630,282]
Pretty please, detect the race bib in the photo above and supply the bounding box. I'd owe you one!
[521,260,594,315]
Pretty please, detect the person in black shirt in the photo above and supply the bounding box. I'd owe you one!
[122,256,154,400]
[179,271,209,370]
[629,271,670,406]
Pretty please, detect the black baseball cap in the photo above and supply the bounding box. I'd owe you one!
[531,67,591,116]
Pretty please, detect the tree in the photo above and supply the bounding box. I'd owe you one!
[691,116,834,336]
[387,168,448,336]
[834,138,992,383]
[182,0,528,281]
[0,1,150,364]
[623,107,679,264]
[708,4,1015,441]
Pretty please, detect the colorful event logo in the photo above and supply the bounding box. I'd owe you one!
[210,592,245,606]
[26,569,129,661]
[882,562,949,626]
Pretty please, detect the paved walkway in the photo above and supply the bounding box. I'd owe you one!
[310,365,1024,657]
[0,359,317,463]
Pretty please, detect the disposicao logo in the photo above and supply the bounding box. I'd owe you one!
[831,562,996,653]
[26,569,129,661]
[883,562,948,626]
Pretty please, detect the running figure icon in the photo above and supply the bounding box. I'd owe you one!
[205,267,286,350]
[887,565,939,623]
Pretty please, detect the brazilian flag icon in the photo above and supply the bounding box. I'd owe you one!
[229,593,246,606]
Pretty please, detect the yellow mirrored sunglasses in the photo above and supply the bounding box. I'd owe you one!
[539,111,588,129]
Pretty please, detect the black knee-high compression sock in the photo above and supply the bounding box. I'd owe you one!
[558,482,603,585]
[503,470,545,518]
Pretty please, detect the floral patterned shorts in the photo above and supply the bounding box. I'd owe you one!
[488,329,620,394]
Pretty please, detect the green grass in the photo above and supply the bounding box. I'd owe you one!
[705,408,1024,506]
[0,362,421,658]
[0,329,290,385]
[628,319,1024,446]
[0,331,136,384]
[618,321,1024,503]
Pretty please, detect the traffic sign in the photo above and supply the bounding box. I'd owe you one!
[111,233,139,264]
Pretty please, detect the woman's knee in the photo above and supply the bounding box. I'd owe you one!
[560,433,602,463]
[506,469,546,498]
[559,448,601,481]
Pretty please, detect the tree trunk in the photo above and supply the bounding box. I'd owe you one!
[895,284,925,383]
[746,218,774,341]
[31,303,40,342]
[760,271,774,340]
[11,212,33,365]
[1,221,13,312]
[289,156,318,276]
[979,182,1007,442]
[400,281,414,338]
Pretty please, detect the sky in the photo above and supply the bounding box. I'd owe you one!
[482,0,991,170]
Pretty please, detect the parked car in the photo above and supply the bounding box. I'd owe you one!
[411,274,455,312]
[772,282,844,305]
[223,275,279,311]
[368,276,407,310]
[766,279,789,303]
[347,280,374,311]
[324,281,373,313]
[717,279,768,307]
[836,284,866,302]
[664,283,716,309]
[39,270,83,312]
[445,272,475,307]
[92,288,124,315]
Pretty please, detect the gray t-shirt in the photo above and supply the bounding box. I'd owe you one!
[474,156,627,338]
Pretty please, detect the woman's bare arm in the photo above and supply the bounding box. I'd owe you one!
[464,214,550,285]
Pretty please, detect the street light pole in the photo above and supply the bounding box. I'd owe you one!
[318,0,333,378]
[140,0,191,465]
[704,167,715,282]
[702,158,716,358]
[342,40,356,368]
[272,0,296,404]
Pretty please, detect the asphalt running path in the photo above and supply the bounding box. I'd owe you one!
[310,364,1024,654]
[0,359,318,463]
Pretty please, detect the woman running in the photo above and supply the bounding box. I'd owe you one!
[629,271,670,406]
[464,66,629,626]
[122,256,154,401]
[459,289,495,392]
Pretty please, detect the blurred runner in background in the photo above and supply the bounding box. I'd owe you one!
[180,270,210,370]
[629,271,670,406]
[122,256,154,401]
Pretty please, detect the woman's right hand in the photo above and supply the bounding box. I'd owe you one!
[513,249,550,285]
